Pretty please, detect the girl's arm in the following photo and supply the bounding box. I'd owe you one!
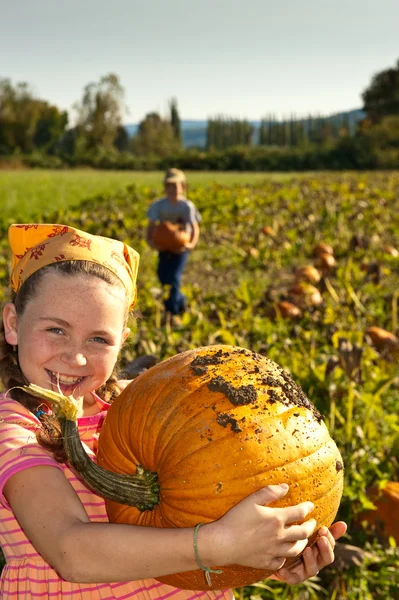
[5,468,319,584]
[5,465,198,583]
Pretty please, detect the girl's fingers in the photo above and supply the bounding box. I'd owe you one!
[279,546,320,583]
[315,535,335,566]
[281,502,315,524]
[275,522,348,584]
[301,546,320,576]
[326,521,347,541]
[284,519,317,542]
[280,538,311,558]
[317,525,336,548]
[270,557,287,572]
[275,563,303,585]
[252,484,290,506]
[315,521,347,558]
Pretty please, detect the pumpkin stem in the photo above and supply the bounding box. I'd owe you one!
[24,384,160,511]
[60,418,159,510]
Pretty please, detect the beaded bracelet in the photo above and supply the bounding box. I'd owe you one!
[193,523,223,587]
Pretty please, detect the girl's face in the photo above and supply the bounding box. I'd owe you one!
[3,272,129,401]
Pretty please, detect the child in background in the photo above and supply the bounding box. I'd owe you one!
[146,168,200,326]
[0,223,346,599]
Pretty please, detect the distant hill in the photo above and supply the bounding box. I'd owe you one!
[125,110,365,149]
[124,120,208,148]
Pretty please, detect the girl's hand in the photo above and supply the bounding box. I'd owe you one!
[271,521,347,584]
[203,484,317,573]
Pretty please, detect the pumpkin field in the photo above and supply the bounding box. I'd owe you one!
[0,170,398,599]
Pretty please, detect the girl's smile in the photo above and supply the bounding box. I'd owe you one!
[3,271,129,407]
[45,369,87,396]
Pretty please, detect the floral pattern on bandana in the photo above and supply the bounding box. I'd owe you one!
[8,224,139,309]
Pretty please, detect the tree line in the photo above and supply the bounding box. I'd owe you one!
[0,59,398,170]
[0,74,182,160]
[207,112,357,150]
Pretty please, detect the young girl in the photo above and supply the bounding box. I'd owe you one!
[0,223,346,599]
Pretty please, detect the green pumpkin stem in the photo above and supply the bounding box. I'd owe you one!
[24,384,159,511]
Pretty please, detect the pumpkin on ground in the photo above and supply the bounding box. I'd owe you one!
[365,326,399,360]
[97,345,344,590]
[276,300,302,319]
[295,265,321,284]
[313,242,334,257]
[315,252,337,273]
[151,221,191,252]
[358,482,399,544]
[288,282,323,308]
[25,345,344,591]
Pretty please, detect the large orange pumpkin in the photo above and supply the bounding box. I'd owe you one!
[95,345,344,590]
[151,221,191,252]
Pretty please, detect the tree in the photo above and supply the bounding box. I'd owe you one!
[362,115,399,148]
[58,127,79,157]
[74,73,126,151]
[131,112,181,157]
[206,116,253,150]
[113,125,130,152]
[169,97,182,144]
[0,78,67,153]
[362,59,399,122]
[0,79,39,152]
[33,103,68,150]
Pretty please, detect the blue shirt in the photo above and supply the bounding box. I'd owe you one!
[147,197,201,224]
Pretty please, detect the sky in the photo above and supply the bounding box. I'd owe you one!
[1,0,399,125]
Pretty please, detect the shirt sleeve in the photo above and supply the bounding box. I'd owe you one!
[146,200,160,221]
[0,399,62,509]
[186,201,202,224]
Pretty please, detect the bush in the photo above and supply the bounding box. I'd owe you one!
[0,134,389,172]
[24,152,65,169]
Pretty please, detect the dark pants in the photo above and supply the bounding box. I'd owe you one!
[157,251,190,315]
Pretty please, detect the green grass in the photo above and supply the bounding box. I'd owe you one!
[0,169,297,222]
[0,172,398,597]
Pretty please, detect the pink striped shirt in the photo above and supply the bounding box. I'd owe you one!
[0,395,233,600]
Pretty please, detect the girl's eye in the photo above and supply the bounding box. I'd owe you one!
[47,327,64,335]
[91,337,108,344]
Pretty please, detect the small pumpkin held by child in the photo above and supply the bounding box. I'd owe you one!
[151,221,191,253]
[29,344,344,591]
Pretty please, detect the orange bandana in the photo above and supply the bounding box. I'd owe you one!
[8,224,140,309]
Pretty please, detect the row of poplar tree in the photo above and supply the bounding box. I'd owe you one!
[207,113,356,150]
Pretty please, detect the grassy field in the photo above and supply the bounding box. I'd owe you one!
[0,169,298,222]
[0,170,398,598]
